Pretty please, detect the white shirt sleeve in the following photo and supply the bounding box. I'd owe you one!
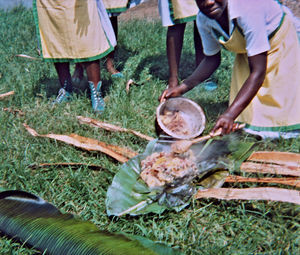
[237,13,270,56]
[233,0,282,57]
[196,13,221,56]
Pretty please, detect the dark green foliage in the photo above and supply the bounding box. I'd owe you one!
[0,190,180,255]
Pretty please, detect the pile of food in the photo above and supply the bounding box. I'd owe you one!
[140,150,198,188]
[160,110,191,136]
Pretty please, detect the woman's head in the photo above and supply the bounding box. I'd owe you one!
[196,0,228,20]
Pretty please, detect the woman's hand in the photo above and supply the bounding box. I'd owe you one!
[159,84,189,102]
[212,113,235,135]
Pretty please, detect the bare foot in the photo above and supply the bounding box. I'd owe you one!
[106,57,120,75]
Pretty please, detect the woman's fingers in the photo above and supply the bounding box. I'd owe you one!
[159,90,168,103]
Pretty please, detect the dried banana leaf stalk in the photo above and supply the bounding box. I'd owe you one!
[225,175,300,187]
[247,151,300,166]
[77,116,154,141]
[240,162,300,176]
[194,187,300,204]
[23,124,137,163]
[240,151,300,177]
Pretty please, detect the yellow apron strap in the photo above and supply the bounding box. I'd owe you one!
[219,20,247,54]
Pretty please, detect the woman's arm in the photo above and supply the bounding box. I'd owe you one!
[213,52,267,134]
[159,52,221,101]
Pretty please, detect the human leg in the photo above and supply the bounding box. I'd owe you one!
[83,60,105,113]
[106,16,123,77]
[54,62,73,92]
[166,23,186,88]
[72,63,84,83]
[53,62,73,104]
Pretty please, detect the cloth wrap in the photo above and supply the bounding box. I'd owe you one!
[33,0,116,62]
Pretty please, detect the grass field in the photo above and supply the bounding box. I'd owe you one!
[0,7,299,255]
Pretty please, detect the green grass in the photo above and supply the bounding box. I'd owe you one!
[0,7,299,255]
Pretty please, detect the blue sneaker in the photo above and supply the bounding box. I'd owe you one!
[203,81,217,91]
[88,81,105,113]
[111,72,124,79]
[52,88,72,105]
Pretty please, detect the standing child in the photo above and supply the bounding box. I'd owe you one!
[33,0,117,113]
[158,0,212,89]
[160,0,300,139]
[72,0,144,81]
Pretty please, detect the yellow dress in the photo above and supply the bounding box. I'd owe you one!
[170,0,198,23]
[33,0,116,62]
[159,0,199,25]
[102,0,129,13]
[220,14,300,138]
[103,0,144,14]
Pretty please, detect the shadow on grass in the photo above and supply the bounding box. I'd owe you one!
[33,77,91,99]
[194,99,228,122]
[132,52,198,83]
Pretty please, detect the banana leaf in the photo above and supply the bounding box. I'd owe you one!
[106,135,255,216]
[0,190,181,255]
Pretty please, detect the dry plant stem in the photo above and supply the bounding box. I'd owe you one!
[194,187,300,205]
[126,79,139,94]
[0,91,14,100]
[29,162,105,170]
[23,123,133,163]
[2,107,25,116]
[241,162,300,176]
[15,54,40,60]
[77,116,154,141]
[117,199,152,217]
[240,151,300,176]
[247,151,300,167]
[225,175,300,188]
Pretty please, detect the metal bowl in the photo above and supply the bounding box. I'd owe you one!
[156,97,206,139]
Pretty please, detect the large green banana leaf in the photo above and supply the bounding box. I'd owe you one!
[0,190,182,255]
[106,135,255,216]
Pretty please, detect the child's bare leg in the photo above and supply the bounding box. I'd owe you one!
[106,16,120,75]
[54,62,73,92]
[83,60,101,88]
[106,51,120,75]
[72,63,84,82]
[83,60,105,112]
[166,23,186,88]
[52,62,73,104]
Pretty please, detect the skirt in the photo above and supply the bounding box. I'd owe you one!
[33,0,117,62]
[158,0,199,27]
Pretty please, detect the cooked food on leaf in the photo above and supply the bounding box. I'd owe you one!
[140,151,197,188]
[160,110,191,136]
